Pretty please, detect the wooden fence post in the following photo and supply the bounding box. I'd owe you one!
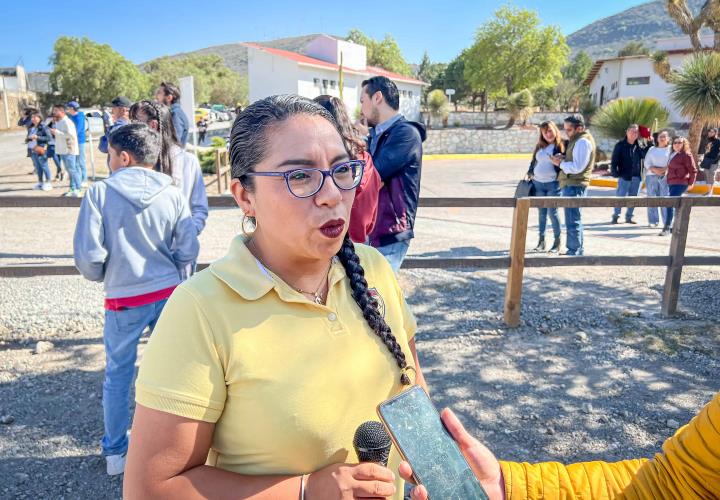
[504,198,530,327]
[215,149,222,194]
[223,150,230,192]
[662,197,692,316]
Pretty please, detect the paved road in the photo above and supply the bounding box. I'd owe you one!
[1,134,718,265]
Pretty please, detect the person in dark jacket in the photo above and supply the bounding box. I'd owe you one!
[699,127,719,196]
[25,112,54,190]
[610,124,649,224]
[360,76,426,272]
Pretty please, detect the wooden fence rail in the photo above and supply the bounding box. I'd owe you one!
[1,195,718,327]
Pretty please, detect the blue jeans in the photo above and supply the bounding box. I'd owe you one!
[76,142,87,182]
[613,176,642,219]
[532,180,561,239]
[645,175,668,226]
[102,299,168,456]
[47,146,61,175]
[377,240,410,273]
[31,152,52,183]
[665,184,688,228]
[61,154,81,191]
[562,185,587,255]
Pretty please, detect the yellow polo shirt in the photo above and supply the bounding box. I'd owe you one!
[135,236,416,498]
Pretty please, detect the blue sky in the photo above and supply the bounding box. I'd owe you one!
[1,0,647,71]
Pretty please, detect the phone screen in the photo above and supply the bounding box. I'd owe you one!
[378,386,489,500]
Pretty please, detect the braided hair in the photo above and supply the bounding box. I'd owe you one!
[129,100,178,178]
[229,95,411,386]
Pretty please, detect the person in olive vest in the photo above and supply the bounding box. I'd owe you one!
[551,114,596,256]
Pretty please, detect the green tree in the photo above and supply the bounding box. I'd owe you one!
[563,51,594,84]
[670,52,720,158]
[427,89,450,127]
[49,36,149,106]
[347,29,413,76]
[465,6,569,96]
[416,51,447,105]
[144,54,247,105]
[617,41,650,57]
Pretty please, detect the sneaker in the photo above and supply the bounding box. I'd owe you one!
[81,181,88,188]
[611,215,619,224]
[649,223,659,228]
[626,218,637,224]
[41,182,53,191]
[659,227,671,236]
[106,454,126,476]
[33,182,43,190]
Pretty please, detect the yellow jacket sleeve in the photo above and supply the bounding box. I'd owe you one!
[500,391,720,499]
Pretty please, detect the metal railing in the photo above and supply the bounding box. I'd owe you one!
[1,195,718,327]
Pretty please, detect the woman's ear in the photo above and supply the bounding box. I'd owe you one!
[231,178,255,217]
[120,151,132,167]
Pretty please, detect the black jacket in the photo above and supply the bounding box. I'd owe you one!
[367,117,426,247]
[527,142,566,177]
[611,138,648,180]
[701,137,720,169]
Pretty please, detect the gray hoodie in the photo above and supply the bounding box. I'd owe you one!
[74,167,199,299]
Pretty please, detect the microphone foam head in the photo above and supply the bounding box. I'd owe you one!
[353,421,391,466]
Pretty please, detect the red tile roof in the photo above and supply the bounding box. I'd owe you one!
[244,42,426,86]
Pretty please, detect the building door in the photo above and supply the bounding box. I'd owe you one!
[600,86,605,106]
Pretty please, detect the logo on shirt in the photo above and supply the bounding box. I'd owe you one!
[368,288,385,318]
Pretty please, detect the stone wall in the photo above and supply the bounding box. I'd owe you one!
[424,128,538,155]
[421,111,568,129]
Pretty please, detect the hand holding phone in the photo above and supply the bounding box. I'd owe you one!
[378,386,490,499]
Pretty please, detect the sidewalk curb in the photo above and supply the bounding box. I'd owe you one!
[590,176,720,195]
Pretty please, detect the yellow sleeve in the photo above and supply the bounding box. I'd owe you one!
[135,286,227,423]
[500,391,720,499]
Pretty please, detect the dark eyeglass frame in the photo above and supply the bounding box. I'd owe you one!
[241,159,365,199]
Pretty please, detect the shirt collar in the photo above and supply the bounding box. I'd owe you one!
[210,235,346,303]
[371,113,402,139]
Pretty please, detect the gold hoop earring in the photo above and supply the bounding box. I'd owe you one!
[241,214,256,237]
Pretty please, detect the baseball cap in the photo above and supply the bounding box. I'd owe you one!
[564,114,585,127]
[111,96,132,108]
[66,101,80,110]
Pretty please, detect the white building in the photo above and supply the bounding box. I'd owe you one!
[584,35,714,124]
[246,35,426,121]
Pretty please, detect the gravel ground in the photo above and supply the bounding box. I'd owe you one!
[1,154,719,498]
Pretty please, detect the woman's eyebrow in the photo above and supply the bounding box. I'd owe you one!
[276,154,350,169]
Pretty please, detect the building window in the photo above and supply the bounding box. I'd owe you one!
[409,91,413,98]
[330,80,336,89]
[313,78,320,86]
[322,79,328,89]
[626,76,650,86]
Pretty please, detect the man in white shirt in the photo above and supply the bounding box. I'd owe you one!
[50,105,81,197]
[551,115,596,256]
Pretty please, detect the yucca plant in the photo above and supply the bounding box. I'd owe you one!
[592,98,670,139]
[427,89,450,128]
[505,89,534,128]
[670,52,720,158]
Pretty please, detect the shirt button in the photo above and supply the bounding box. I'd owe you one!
[328,313,337,321]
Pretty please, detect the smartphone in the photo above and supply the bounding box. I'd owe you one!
[377,385,489,500]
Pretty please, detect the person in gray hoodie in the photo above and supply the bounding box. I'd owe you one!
[73,123,199,476]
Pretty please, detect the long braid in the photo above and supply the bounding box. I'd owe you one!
[336,235,411,386]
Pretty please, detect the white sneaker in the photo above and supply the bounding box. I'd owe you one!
[41,182,53,191]
[63,190,74,197]
[106,454,126,476]
[33,182,43,190]
[81,181,88,188]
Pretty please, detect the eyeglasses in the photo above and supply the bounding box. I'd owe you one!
[242,160,365,198]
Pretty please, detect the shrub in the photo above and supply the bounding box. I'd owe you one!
[592,98,669,139]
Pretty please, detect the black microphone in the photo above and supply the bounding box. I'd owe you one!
[354,421,392,466]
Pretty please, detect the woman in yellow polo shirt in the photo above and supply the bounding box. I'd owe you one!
[124,95,425,499]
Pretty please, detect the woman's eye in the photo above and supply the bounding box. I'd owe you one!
[289,171,312,181]
[334,165,351,175]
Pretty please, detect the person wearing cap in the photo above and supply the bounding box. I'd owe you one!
[99,96,132,155]
[551,114,596,256]
[155,82,189,147]
[700,127,719,196]
[66,101,88,186]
